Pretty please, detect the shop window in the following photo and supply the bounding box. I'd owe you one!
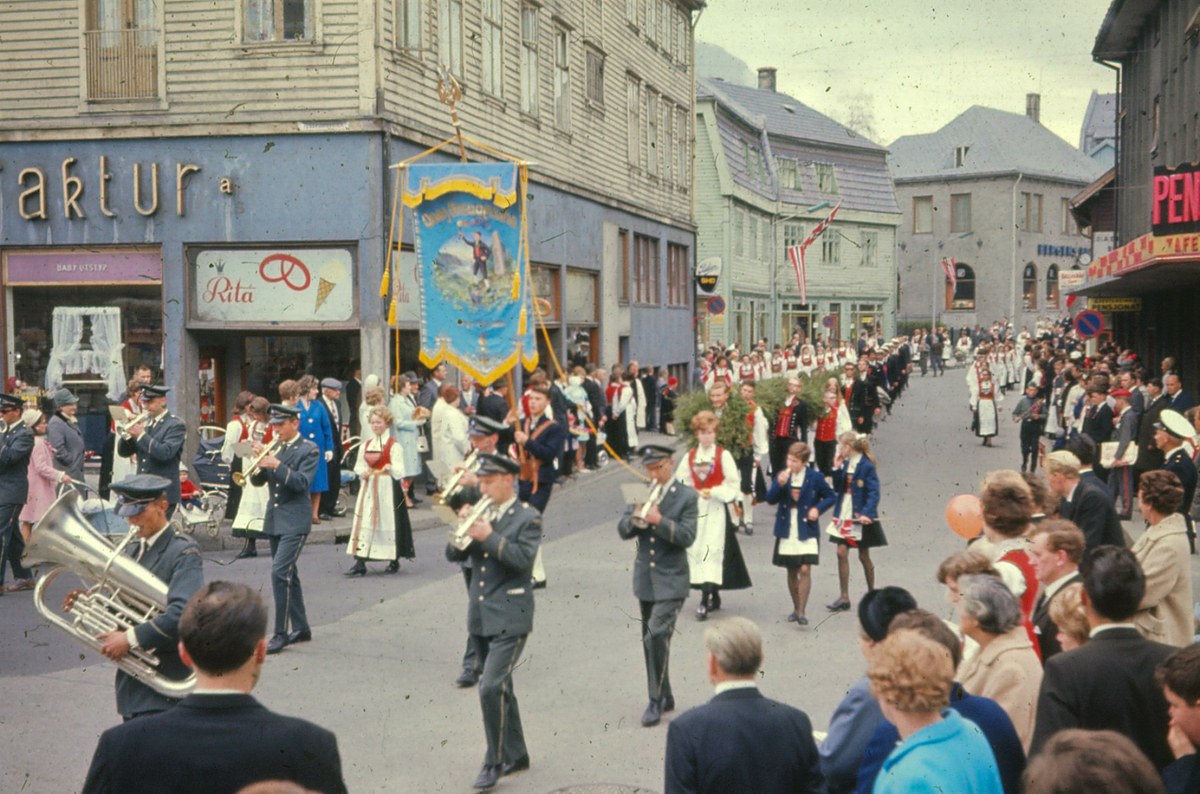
[1046,263,1060,309]
[945,262,976,310]
[531,265,561,320]
[244,0,313,42]
[564,269,598,324]
[666,243,689,307]
[913,196,933,234]
[1023,263,1038,310]
[950,193,971,233]
[827,302,841,342]
[851,303,883,337]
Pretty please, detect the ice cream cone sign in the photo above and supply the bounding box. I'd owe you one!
[316,258,349,311]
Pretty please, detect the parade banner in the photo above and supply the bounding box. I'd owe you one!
[402,162,535,385]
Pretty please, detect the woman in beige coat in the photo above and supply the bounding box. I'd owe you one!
[1131,470,1194,647]
[957,574,1043,752]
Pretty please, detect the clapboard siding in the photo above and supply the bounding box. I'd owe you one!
[0,0,80,120]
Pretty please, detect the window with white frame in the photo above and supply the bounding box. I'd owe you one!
[585,46,604,106]
[438,0,462,76]
[625,0,637,26]
[554,27,570,130]
[646,0,656,43]
[396,0,423,49]
[749,215,759,259]
[783,222,804,250]
[820,232,840,264]
[520,4,539,115]
[814,162,838,194]
[734,208,745,256]
[481,0,503,95]
[664,105,674,184]
[778,158,799,189]
[647,90,659,175]
[675,106,688,186]
[861,231,878,267]
[626,74,640,164]
[675,9,688,66]
[245,0,314,41]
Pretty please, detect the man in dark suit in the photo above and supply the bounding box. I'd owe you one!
[476,382,513,452]
[1047,450,1124,550]
[446,454,542,790]
[1157,644,1200,794]
[849,360,879,434]
[75,475,204,720]
[1134,377,1168,488]
[1165,373,1194,412]
[81,581,347,794]
[1031,545,1175,769]
[1080,387,1114,478]
[117,385,187,514]
[1028,520,1084,661]
[582,368,607,470]
[419,364,447,494]
[618,445,698,727]
[250,405,320,655]
[316,378,344,521]
[1064,434,1106,493]
[640,366,659,433]
[0,395,34,592]
[344,363,362,439]
[665,616,824,794]
[1156,409,1199,553]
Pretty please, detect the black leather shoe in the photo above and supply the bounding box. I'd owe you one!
[385,560,400,574]
[786,611,799,623]
[826,598,851,612]
[455,668,480,688]
[532,579,547,590]
[331,507,347,518]
[696,604,708,621]
[642,699,663,727]
[234,547,257,560]
[345,562,367,577]
[662,695,675,713]
[318,512,334,521]
[266,634,288,654]
[500,755,530,776]
[288,629,312,644]
[710,592,722,611]
[798,615,809,626]
[473,764,499,789]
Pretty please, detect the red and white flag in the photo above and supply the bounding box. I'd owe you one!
[942,257,957,291]
[786,201,842,304]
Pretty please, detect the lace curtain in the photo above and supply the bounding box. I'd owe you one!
[45,307,125,401]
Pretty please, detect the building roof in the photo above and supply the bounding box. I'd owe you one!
[1093,0,1160,60]
[887,105,1106,185]
[1079,90,1117,151]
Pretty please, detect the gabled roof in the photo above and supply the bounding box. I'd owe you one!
[888,105,1106,185]
[1080,90,1117,150]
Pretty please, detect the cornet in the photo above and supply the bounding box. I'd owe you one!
[435,450,479,505]
[630,480,666,529]
[116,411,149,438]
[449,496,494,551]
[232,437,281,487]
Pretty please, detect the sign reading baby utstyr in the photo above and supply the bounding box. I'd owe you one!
[189,247,356,326]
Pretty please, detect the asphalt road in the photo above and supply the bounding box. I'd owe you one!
[2,371,1195,794]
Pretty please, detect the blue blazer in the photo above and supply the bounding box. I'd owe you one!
[831,456,880,520]
[765,467,837,541]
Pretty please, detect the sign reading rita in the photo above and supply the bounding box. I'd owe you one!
[190,247,355,325]
[404,162,536,385]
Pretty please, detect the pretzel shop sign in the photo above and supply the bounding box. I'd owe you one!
[188,246,356,327]
[1153,163,1200,236]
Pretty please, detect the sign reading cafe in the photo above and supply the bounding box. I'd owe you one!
[189,247,355,325]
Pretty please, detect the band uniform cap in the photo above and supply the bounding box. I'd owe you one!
[53,388,79,408]
[267,404,301,424]
[1110,388,1133,399]
[476,453,521,477]
[111,474,171,516]
[320,377,342,391]
[636,444,675,465]
[20,409,42,428]
[469,415,506,436]
[141,384,170,399]
[1156,409,1192,440]
[0,393,23,410]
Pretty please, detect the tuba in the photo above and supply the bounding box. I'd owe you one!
[22,491,196,697]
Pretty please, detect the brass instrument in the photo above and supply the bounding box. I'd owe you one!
[449,496,494,551]
[23,490,196,697]
[630,481,666,529]
[116,411,149,438]
[435,450,479,505]
[232,436,281,487]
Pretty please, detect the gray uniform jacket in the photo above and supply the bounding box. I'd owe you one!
[0,422,34,505]
[116,524,204,718]
[117,413,187,505]
[617,480,698,602]
[251,437,319,536]
[47,413,86,482]
[1113,407,1138,461]
[446,499,542,638]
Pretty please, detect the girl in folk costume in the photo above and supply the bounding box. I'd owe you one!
[798,344,816,378]
[676,410,752,621]
[735,381,770,534]
[230,397,272,558]
[956,330,973,361]
[345,406,416,576]
[220,390,256,522]
[769,348,787,379]
[605,366,634,459]
[766,442,838,625]
[813,379,853,475]
[1004,343,1020,391]
[754,352,770,383]
[970,368,1003,446]
[736,355,756,385]
[704,357,733,393]
[826,431,886,612]
[785,348,800,378]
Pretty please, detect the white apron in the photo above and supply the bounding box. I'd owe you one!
[676,445,739,586]
[347,434,401,561]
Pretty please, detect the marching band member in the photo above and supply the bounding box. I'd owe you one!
[344,405,415,577]
[618,444,697,728]
[766,442,837,626]
[445,454,542,791]
[231,398,271,559]
[117,385,186,516]
[825,431,886,612]
[0,393,34,593]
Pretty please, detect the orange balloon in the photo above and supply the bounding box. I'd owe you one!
[946,494,984,540]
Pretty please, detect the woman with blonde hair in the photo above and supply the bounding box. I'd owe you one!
[388,373,427,506]
[345,405,415,576]
[296,375,334,523]
[1048,582,1090,651]
[826,431,886,612]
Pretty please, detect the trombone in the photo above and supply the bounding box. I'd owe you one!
[232,437,281,487]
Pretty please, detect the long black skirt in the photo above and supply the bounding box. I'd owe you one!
[225,457,244,523]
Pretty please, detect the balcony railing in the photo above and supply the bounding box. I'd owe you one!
[83,29,160,101]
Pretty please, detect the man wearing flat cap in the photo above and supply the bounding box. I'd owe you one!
[316,378,344,522]
[446,453,542,790]
[618,444,697,728]
[69,474,204,720]
[47,387,86,486]
[0,393,34,593]
[252,404,321,654]
[1155,409,1198,553]
[117,385,187,515]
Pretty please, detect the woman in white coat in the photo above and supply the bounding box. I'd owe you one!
[345,406,415,576]
[430,384,471,490]
[230,398,271,558]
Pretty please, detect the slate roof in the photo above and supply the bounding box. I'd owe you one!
[1079,91,1117,151]
[888,106,1106,185]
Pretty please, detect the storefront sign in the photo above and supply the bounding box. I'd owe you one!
[695,257,721,295]
[1088,297,1143,312]
[1088,234,1155,280]
[1152,163,1200,235]
[5,251,161,284]
[1036,245,1090,258]
[1058,269,1086,293]
[190,247,355,324]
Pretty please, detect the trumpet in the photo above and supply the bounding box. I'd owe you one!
[232,437,281,487]
[449,496,494,551]
[117,411,149,438]
[631,480,666,529]
[435,450,479,505]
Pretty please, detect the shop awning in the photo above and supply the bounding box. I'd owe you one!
[1068,231,1200,296]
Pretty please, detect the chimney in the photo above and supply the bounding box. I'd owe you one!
[1026,93,1041,124]
[758,67,777,92]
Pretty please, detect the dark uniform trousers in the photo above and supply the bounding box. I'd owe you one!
[446,499,541,768]
[618,481,698,704]
[252,437,320,636]
[0,422,34,588]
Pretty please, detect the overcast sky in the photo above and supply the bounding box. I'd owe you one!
[694,0,1117,148]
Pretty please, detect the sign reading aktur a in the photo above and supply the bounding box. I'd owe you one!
[191,247,355,324]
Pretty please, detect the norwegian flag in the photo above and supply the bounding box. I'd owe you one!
[942,257,957,291]
[786,201,842,304]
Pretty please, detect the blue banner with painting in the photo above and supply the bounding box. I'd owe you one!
[402,162,536,385]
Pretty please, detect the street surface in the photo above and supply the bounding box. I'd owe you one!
[2,372,1196,793]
